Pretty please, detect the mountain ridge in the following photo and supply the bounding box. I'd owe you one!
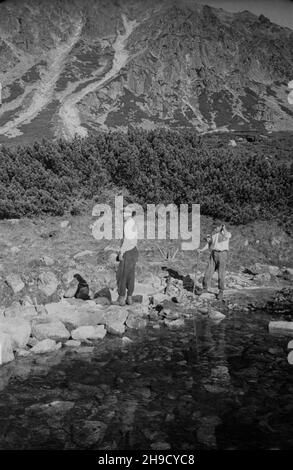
[0,0,292,145]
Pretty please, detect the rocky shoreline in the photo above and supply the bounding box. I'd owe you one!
[1,250,293,366]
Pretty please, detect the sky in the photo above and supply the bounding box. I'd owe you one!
[195,0,293,29]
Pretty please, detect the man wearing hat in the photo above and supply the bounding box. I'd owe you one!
[114,208,138,306]
[198,223,231,301]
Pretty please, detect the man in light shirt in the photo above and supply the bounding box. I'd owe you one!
[198,223,232,301]
[114,209,138,306]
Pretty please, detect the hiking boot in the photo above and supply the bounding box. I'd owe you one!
[126,296,133,305]
[113,296,126,306]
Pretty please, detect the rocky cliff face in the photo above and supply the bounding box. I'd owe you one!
[0,0,292,144]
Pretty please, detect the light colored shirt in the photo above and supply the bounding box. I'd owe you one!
[200,230,231,253]
[211,231,231,251]
[120,217,138,254]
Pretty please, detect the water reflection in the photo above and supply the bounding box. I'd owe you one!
[0,309,292,450]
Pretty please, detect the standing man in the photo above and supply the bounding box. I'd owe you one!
[114,209,138,306]
[198,223,231,301]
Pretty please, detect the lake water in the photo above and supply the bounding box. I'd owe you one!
[0,308,292,450]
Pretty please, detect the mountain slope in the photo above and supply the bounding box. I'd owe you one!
[0,0,292,144]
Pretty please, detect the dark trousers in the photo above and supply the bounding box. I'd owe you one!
[117,247,138,297]
[203,250,228,291]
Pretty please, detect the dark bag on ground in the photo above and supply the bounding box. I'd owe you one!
[74,274,90,300]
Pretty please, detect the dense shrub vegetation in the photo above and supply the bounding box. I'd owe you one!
[0,129,292,231]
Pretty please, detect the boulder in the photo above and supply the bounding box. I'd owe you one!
[248,263,281,277]
[103,305,128,333]
[127,303,149,318]
[45,299,105,328]
[288,339,293,350]
[0,332,14,365]
[126,313,147,329]
[38,271,59,296]
[32,321,70,342]
[198,306,209,315]
[135,282,162,297]
[288,350,293,365]
[106,320,125,336]
[122,336,133,346]
[254,272,272,284]
[164,318,185,329]
[0,318,31,349]
[152,293,169,306]
[5,274,25,293]
[62,269,77,285]
[71,420,107,448]
[41,256,55,266]
[21,296,34,307]
[208,310,226,322]
[27,337,38,347]
[71,325,106,341]
[65,340,81,347]
[4,302,37,321]
[30,339,62,354]
[16,348,31,357]
[63,278,79,298]
[198,292,216,301]
[94,297,111,306]
[269,321,293,337]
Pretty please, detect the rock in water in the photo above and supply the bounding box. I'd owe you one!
[5,274,25,293]
[38,271,59,296]
[106,320,125,335]
[71,325,106,341]
[0,332,14,364]
[0,318,31,349]
[71,420,107,448]
[269,321,293,337]
[32,321,70,342]
[104,306,128,336]
[164,318,185,329]
[196,416,221,448]
[208,310,226,322]
[288,340,293,350]
[126,313,147,329]
[65,340,81,347]
[122,336,133,346]
[45,300,105,328]
[127,303,149,318]
[30,339,62,354]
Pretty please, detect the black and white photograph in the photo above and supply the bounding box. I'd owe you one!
[0,0,292,459]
